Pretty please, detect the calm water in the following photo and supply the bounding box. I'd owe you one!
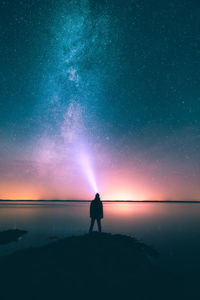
[0,201,200,271]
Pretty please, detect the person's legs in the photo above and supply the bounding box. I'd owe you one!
[89,218,95,233]
[97,218,102,233]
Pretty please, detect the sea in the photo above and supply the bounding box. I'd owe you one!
[0,201,200,273]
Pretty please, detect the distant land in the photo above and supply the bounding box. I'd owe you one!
[0,199,200,203]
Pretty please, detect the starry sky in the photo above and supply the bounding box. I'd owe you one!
[0,0,200,200]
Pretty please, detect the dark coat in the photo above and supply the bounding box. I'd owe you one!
[90,200,103,219]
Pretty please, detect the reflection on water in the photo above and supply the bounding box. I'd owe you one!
[0,201,200,271]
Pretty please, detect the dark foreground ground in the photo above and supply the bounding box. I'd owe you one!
[0,231,199,300]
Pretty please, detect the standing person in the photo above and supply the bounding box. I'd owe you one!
[89,193,103,233]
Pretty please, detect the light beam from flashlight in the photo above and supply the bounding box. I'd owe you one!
[78,148,98,194]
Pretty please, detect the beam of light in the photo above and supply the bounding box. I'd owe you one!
[77,147,98,194]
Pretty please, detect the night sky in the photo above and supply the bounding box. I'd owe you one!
[0,0,200,200]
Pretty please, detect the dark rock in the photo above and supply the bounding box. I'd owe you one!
[0,229,28,245]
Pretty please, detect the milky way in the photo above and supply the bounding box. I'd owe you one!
[0,0,200,200]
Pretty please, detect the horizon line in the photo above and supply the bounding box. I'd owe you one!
[0,199,200,203]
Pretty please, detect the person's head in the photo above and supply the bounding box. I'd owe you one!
[95,193,100,201]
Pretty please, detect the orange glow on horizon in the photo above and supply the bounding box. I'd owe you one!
[101,191,146,201]
[0,166,199,201]
[0,184,39,200]
[99,173,162,201]
[0,193,39,201]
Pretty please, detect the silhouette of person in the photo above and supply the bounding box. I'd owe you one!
[89,193,103,233]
